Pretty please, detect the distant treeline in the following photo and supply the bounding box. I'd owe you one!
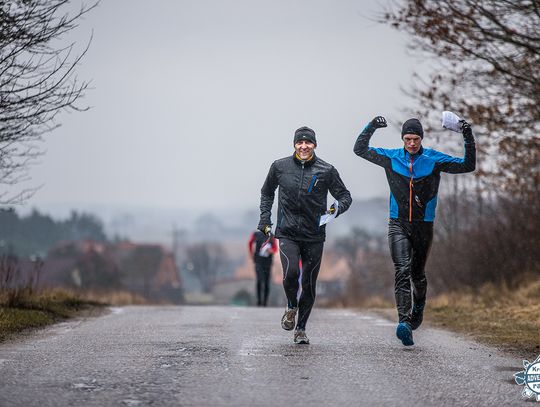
[0,208,108,257]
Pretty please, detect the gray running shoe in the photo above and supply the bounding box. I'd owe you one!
[281,307,297,331]
[294,329,309,344]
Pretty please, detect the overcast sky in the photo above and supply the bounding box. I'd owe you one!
[24,0,428,213]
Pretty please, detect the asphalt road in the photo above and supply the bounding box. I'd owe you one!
[0,306,529,406]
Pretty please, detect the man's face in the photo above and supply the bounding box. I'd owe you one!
[294,140,316,160]
[403,134,422,155]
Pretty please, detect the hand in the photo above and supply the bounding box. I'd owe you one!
[460,120,474,142]
[258,225,272,236]
[328,203,337,214]
[460,120,471,134]
[370,116,387,129]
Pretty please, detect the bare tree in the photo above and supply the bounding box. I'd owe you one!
[382,1,540,289]
[0,0,97,204]
[185,243,225,294]
[383,0,540,200]
[334,228,393,305]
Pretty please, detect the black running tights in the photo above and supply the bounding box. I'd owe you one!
[278,238,324,330]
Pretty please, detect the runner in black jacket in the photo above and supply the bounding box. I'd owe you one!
[259,126,352,344]
[354,116,476,346]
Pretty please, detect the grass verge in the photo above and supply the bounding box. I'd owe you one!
[426,278,540,357]
[0,289,104,343]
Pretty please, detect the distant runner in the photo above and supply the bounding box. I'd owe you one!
[248,230,277,307]
[354,116,476,346]
[258,126,352,344]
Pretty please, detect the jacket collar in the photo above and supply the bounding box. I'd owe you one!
[293,152,317,167]
[403,146,424,160]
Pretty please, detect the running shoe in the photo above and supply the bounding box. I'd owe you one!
[409,303,425,330]
[293,329,309,344]
[281,307,297,331]
[396,322,414,346]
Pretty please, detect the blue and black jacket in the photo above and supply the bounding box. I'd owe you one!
[354,123,476,222]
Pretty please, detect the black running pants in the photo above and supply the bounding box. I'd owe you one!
[255,261,271,306]
[388,219,433,324]
[278,238,324,330]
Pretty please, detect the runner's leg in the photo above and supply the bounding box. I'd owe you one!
[255,262,264,306]
[410,222,433,307]
[296,241,324,330]
[279,238,301,309]
[262,263,271,306]
[388,219,413,324]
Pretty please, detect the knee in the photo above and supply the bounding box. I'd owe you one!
[283,268,300,284]
[395,270,411,287]
[411,275,427,286]
[301,281,316,298]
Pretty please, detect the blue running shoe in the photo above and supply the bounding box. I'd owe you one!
[396,322,414,346]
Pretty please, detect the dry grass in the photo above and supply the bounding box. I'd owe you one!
[0,288,104,342]
[73,289,150,306]
[427,277,540,357]
[0,287,160,342]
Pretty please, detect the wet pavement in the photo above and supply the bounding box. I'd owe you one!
[0,306,528,406]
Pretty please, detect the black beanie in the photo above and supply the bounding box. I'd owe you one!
[294,127,317,145]
[401,118,424,139]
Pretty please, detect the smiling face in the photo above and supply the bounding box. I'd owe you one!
[403,134,422,155]
[294,140,316,160]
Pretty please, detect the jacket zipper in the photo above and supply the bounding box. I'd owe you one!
[409,155,414,222]
[298,162,305,200]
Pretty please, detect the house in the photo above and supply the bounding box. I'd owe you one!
[33,240,182,304]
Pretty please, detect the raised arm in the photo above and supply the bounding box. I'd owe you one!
[258,162,278,233]
[436,121,476,174]
[353,116,392,169]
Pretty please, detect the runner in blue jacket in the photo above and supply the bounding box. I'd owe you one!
[354,116,476,346]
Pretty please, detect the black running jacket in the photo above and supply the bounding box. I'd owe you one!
[258,153,352,242]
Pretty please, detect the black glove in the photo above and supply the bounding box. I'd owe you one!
[258,224,272,236]
[460,120,474,143]
[370,116,387,129]
[328,203,338,214]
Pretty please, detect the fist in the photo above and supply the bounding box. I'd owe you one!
[259,225,272,236]
[371,116,387,129]
[460,120,472,135]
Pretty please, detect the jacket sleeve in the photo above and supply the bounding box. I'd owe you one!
[270,237,278,254]
[328,167,352,217]
[436,130,476,174]
[353,123,392,169]
[258,162,278,230]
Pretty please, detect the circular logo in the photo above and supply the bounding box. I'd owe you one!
[515,356,540,401]
[526,361,540,395]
